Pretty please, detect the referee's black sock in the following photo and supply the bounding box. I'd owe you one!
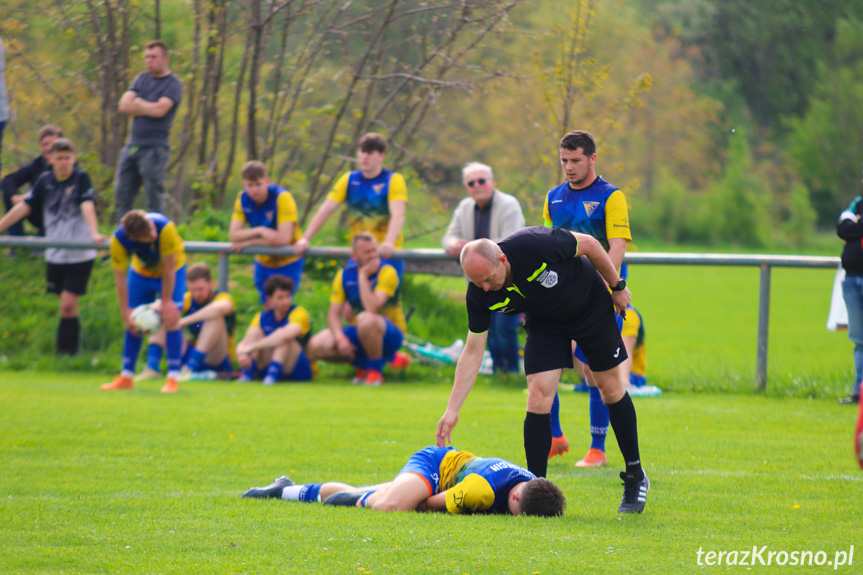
[57,317,80,356]
[524,411,552,478]
[606,391,643,479]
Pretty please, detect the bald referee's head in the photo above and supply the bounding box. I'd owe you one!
[461,239,508,292]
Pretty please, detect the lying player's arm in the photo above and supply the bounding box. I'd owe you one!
[436,330,488,446]
[415,492,448,513]
[178,298,234,329]
[79,200,107,244]
[0,201,31,234]
[573,232,631,314]
[240,323,302,354]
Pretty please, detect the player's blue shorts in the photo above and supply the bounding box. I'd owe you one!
[574,312,624,365]
[128,266,186,308]
[254,258,306,304]
[181,345,232,372]
[398,446,457,496]
[343,318,404,365]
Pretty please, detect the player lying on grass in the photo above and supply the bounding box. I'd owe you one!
[242,445,566,517]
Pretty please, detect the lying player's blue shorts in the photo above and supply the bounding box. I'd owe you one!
[253,258,306,304]
[398,446,456,496]
[343,318,404,366]
[128,266,186,308]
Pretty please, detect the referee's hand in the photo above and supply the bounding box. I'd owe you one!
[611,287,631,317]
[436,410,459,447]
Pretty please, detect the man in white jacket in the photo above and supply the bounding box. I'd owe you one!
[442,162,525,372]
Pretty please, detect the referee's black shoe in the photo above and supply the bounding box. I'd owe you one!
[242,475,294,499]
[618,471,649,514]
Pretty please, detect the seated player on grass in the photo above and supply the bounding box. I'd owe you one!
[228,161,305,304]
[137,262,236,381]
[242,445,566,517]
[306,232,409,387]
[235,274,314,385]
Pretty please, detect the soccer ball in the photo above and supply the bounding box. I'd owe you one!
[130,303,162,335]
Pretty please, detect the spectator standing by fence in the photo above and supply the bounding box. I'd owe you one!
[838,189,863,406]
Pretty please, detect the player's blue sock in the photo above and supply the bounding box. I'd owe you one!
[280,483,324,502]
[264,361,283,384]
[216,357,233,373]
[589,386,609,451]
[242,359,258,381]
[165,329,183,377]
[186,347,208,373]
[550,392,563,438]
[145,344,163,372]
[367,357,385,373]
[359,491,376,507]
[122,330,144,375]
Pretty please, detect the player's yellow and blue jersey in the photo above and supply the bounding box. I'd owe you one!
[327,169,408,247]
[231,185,304,267]
[621,305,646,377]
[439,450,536,514]
[330,261,406,332]
[250,304,312,347]
[542,176,631,252]
[110,213,186,278]
[182,290,237,340]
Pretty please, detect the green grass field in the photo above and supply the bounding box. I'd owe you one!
[1,372,861,574]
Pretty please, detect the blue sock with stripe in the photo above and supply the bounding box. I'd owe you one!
[122,330,144,375]
[242,359,257,381]
[367,357,385,373]
[145,344,163,372]
[550,392,563,438]
[589,386,609,451]
[186,347,208,372]
[165,329,183,377]
[264,361,283,384]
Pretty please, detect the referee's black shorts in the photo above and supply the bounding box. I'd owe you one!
[522,291,626,375]
[46,259,95,296]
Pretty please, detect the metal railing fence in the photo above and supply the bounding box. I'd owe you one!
[0,236,841,390]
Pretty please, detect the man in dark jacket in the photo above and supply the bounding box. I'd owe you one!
[838,189,863,405]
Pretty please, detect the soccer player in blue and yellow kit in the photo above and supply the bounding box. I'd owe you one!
[241,445,566,517]
[138,262,236,380]
[235,275,314,385]
[102,210,186,393]
[293,133,407,273]
[542,130,631,468]
[307,232,407,386]
[229,161,305,303]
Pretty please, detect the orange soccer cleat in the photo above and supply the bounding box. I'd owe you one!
[548,435,570,460]
[100,375,134,391]
[575,448,607,468]
[351,369,367,385]
[160,377,179,394]
[390,351,412,370]
[364,369,385,387]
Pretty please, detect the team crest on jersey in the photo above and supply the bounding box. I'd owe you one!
[583,201,600,217]
[266,211,274,220]
[538,269,558,288]
[373,184,386,195]
[65,186,75,196]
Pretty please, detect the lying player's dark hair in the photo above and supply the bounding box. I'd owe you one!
[187,262,212,283]
[358,132,387,154]
[264,274,294,297]
[121,210,152,239]
[519,478,566,517]
[50,138,75,154]
[39,124,63,141]
[241,160,268,182]
[559,130,596,157]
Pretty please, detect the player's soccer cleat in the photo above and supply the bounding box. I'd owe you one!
[351,369,367,385]
[364,369,385,387]
[390,351,412,370]
[548,435,570,459]
[839,394,860,405]
[238,373,254,383]
[160,377,179,394]
[855,395,863,470]
[575,448,607,468]
[134,367,162,382]
[323,490,371,507]
[177,367,194,382]
[242,476,295,499]
[262,376,278,386]
[100,375,134,390]
[618,471,650,514]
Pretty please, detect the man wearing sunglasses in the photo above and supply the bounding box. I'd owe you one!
[442,162,525,373]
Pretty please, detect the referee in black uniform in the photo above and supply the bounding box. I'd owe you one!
[435,226,649,513]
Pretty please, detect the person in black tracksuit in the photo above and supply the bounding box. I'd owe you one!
[838,193,863,404]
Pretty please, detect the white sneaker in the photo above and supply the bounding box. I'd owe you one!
[190,370,218,381]
[134,367,162,381]
[177,367,194,382]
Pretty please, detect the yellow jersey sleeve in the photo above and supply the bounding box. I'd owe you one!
[375,265,399,298]
[330,269,346,305]
[288,305,312,339]
[388,172,408,203]
[182,292,192,315]
[231,193,247,223]
[250,312,262,330]
[326,172,351,204]
[605,190,631,242]
[213,292,236,314]
[445,474,496,514]
[109,236,130,270]
[542,194,552,226]
[276,190,299,224]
